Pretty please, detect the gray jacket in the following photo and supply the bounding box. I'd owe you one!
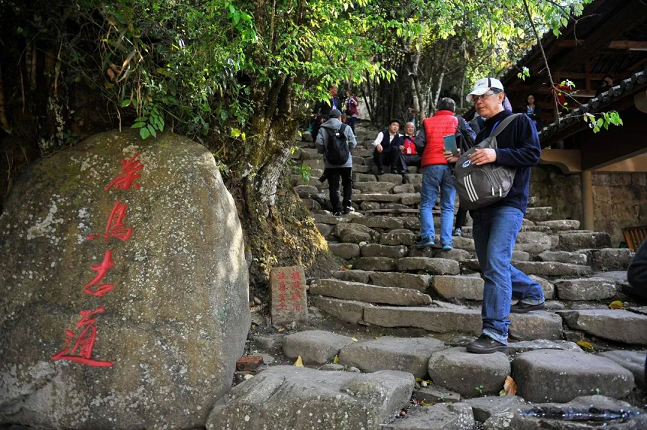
[315,118,357,168]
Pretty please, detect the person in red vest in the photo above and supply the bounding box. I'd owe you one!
[415,97,459,251]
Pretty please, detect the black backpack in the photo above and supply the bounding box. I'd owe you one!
[453,114,519,210]
[326,124,350,165]
[456,117,475,153]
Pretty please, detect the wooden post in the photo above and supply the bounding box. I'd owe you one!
[581,170,594,230]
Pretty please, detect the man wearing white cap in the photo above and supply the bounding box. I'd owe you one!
[455,77,545,353]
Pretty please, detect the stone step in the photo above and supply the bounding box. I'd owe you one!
[331,270,431,292]
[525,206,553,222]
[557,309,647,345]
[206,365,414,430]
[363,306,482,334]
[338,336,445,378]
[553,277,617,301]
[513,350,634,402]
[557,231,612,251]
[511,261,593,277]
[309,279,432,306]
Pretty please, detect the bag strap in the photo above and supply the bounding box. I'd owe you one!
[338,123,347,135]
[482,113,519,150]
[489,114,519,139]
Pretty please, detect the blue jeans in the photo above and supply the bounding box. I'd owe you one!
[472,205,545,345]
[420,165,456,246]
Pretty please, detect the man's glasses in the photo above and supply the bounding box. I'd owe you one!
[472,92,496,102]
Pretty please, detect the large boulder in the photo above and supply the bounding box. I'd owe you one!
[0,131,250,429]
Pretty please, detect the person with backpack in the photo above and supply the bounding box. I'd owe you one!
[371,119,404,174]
[415,97,462,251]
[315,109,358,216]
[448,77,543,354]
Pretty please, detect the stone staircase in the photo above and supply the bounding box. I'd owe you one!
[293,121,643,344]
[222,121,647,429]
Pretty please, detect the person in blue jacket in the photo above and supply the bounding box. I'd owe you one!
[452,77,545,354]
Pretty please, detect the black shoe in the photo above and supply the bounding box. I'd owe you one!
[332,210,342,216]
[510,301,546,313]
[342,206,355,214]
[466,334,507,354]
[390,167,399,174]
[377,168,384,175]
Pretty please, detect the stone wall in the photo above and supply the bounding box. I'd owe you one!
[530,165,647,246]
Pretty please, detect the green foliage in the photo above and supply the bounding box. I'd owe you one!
[517,66,530,80]
[583,111,623,134]
[294,165,312,185]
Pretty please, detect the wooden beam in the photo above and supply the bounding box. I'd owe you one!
[608,40,647,50]
[539,149,582,174]
[557,40,583,48]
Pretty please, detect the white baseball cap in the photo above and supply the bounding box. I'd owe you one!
[466,77,504,102]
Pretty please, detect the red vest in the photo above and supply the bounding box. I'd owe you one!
[421,110,458,167]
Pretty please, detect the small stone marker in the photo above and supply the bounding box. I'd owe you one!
[271,266,307,325]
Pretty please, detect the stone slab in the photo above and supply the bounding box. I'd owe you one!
[331,269,373,284]
[397,257,461,275]
[360,243,409,258]
[309,279,432,306]
[512,350,635,403]
[508,311,563,341]
[363,307,481,334]
[309,296,368,325]
[512,261,592,277]
[338,337,445,378]
[206,366,415,429]
[352,216,405,230]
[557,231,611,251]
[428,347,511,396]
[369,272,431,292]
[554,277,617,301]
[381,402,475,430]
[558,309,647,345]
[282,330,354,365]
[598,350,647,387]
[328,243,361,259]
[353,257,397,272]
[432,275,484,301]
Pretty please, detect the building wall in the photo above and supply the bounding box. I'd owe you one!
[530,166,647,246]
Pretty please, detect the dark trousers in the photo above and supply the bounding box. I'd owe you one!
[347,116,358,132]
[327,167,353,212]
[374,145,401,171]
[455,208,468,229]
[400,153,421,171]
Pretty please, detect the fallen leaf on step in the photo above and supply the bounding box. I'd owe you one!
[244,374,254,380]
[277,326,286,333]
[351,336,358,342]
[577,340,594,352]
[333,355,339,364]
[502,375,517,396]
[609,300,625,309]
[294,356,304,367]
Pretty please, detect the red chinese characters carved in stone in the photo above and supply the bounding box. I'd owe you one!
[83,250,115,297]
[87,200,133,243]
[105,152,143,191]
[51,307,114,367]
